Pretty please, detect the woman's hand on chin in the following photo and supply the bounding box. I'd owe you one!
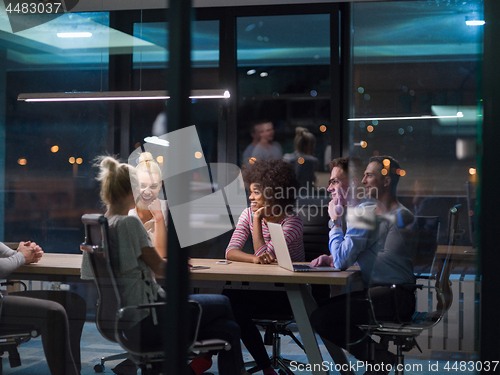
[148,198,164,221]
[254,206,268,221]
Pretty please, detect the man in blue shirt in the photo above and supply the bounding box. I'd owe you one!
[310,157,415,374]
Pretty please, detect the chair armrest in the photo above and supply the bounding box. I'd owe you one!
[114,303,167,357]
[80,243,101,253]
[1,281,28,291]
[400,283,423,290]
[115,300,203,356]
[193,338,231,353]
[116,302,166,322]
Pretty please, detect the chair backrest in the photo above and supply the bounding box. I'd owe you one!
[402,215,441,275]
[297,205,332,303]
[298,205,330,262]
[80,214,121,344]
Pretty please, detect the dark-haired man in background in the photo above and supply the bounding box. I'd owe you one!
[362,155,414,227]
[242,121,282,163]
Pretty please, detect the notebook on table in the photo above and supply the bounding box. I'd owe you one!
[267,222,340,272]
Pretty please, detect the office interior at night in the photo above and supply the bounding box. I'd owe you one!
[1,0,499,373]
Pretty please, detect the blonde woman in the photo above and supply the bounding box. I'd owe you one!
[129,152,167,258]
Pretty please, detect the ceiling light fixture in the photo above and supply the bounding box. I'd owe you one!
[57,32,93,38]
[347,112,463,122]
[465,14,485,26]
[465,20,485,26]
[18,89,230,103]
[144,136,170,147]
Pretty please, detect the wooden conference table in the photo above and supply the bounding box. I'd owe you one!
[10,254,361,375]
[436,245,476,260]
[435,245,477,272]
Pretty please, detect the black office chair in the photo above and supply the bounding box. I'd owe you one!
[80,214,230,375]
[246,315,306,375]
[0,282,40,375]
[359,205,461,375]
[403,215,441,277]
[299,205,331,303]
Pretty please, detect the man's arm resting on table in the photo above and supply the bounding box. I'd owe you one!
[0,242,26,279]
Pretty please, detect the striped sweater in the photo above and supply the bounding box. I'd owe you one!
[226,208,305,261]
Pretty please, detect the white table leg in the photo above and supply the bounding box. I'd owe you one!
[285,283,354,375]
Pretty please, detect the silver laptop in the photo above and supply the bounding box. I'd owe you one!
[267,222,340,272]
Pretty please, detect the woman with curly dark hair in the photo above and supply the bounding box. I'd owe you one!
[224,158,305,375]
[225,158,304,264]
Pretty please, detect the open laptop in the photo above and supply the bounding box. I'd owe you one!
[267,222,340,272]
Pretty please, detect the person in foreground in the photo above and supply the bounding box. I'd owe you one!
[309,157,415,374]
[0,241,85,375]
[224,158,304,375]
[93,156,249,375]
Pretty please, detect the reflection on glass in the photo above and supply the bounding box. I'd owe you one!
[236,14,331,196]
[0,9,110,247]
[349,0,482,358]
[132,20,220,68]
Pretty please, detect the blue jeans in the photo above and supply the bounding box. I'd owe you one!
[189,294,244,375]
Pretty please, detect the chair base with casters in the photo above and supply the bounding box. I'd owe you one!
[360,311,447,375]
[0,282,39,375]
[245,319,306,375]
[0,326,39,375]
[93,352,129,373]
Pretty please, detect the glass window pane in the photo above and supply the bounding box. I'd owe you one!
[130,100,220,165]
[236,14,331,196]
[350,1,482,195]
[1,11,110,70]
[132,20,220,69]
[348,0,482,355]
[130,19,221,164]
[0,9,110,250]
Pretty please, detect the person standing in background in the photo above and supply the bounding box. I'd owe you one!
[283,127,318,193]
[241,122,262,165]
[244,121,282,163]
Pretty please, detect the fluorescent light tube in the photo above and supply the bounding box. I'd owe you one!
[18,90,230,102]
[347,112,464,122]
